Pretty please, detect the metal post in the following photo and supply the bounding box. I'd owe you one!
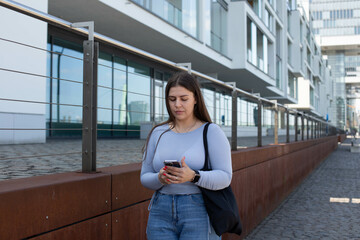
[257,100,262,147]
[286,109,290,143]
[230,83,237,151]
[176,63,192,74]
[273,101,278,144]
[312,120,314,139]
[320,122,322,137]
[318,122,320,138]
[307,116,309,139]
[301,114,304,141]
[72,21,98,173]
[295,114,298,142]
[92,42,99,169]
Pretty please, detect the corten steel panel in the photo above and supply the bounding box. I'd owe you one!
[0,172,111,239]
[225,136,338,240]
[30,213,111,240]
[100,163,153,210]
[231,137,333,172]
[112,200,149,240]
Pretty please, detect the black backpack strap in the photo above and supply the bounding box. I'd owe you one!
[202,122,211,171]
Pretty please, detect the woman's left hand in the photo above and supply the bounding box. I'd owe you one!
[164,157,195,184]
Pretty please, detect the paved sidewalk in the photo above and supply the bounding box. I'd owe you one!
[245,137,360,239]
[0,135,296,181]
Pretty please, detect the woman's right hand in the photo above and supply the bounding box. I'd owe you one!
[158,166,169,185]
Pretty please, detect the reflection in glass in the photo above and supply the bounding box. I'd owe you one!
[128,93,150,125]
[211,0,227,54]
[128,61,150,125]
[203,89,215,121]
[50,37,83,124]
[155,74,166,123]
[133,0,199,38]
[114,57,127,125]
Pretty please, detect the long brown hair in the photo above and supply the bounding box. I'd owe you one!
[142,71,212,156]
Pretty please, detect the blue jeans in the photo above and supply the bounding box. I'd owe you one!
[147,192,221,240]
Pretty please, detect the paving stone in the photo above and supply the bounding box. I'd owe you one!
[0,135,297,181]
[246,137,360,239]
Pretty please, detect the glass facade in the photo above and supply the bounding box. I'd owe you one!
[310,0,360,130]
[276,22,282,89]
[311,1,360,37]
[247,17,269,74]
[247,0,262,18]
[237,98,258,127]
[211,0,228,55]
[327,53,346,129]
[47,35,154,137]
[48,33,264,138]
[288,71,297,99]
[264,8,273,32]
[132,0,200,38]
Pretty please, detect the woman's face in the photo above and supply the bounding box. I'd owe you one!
[168,86,197,122]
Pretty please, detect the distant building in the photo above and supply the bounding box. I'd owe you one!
[309,0,360,130]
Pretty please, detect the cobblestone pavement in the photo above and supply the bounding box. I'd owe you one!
[246,136,360,240]
[0,135,297,181]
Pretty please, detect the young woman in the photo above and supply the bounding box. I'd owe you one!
[141,72,232,239]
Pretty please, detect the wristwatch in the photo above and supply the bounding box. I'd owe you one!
[191,170,200,183]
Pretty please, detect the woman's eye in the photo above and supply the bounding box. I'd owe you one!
[181,98,188,101]
[169,98,176,102]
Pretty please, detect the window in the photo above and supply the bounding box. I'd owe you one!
[313,11,322,20]
[211,0,228,54]
[329,9,352,20]
[47,34,175,138]
[127,61,151,125]
[287,40,291,64]
[247,17,269,74]
[355,26,360,35]
[132,0,200,38]
[310,87,314,106]
[247,0,262,17]
[264,8,273,32]
[288,71,297,99]
[49,37,83,126]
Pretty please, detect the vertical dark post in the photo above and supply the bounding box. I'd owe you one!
[92,42,98,170]
[150,69,155,123]
[257,100,262,147]
[311,119,314,139]
[82,40,98,173]
[320,122,322,137]
[231,83,237,151]
[295,113,298,142]
[49,36,53,137]
[301,114,304,141]
[316,122,318,138]
[307,116,309,139]
[286,109,290,143]
[274,102,278,145]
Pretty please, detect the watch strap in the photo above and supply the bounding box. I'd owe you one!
[191,170,200,183]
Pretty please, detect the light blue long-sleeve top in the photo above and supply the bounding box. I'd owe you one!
[140,123,232,195]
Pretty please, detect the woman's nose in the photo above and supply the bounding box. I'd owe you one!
[174,99,181,107]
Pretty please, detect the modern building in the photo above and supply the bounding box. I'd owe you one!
[287,3,335,126]
[0,0,334,144]
[308,0,360,131]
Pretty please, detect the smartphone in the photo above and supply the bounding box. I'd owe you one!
[164,160,181,168]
